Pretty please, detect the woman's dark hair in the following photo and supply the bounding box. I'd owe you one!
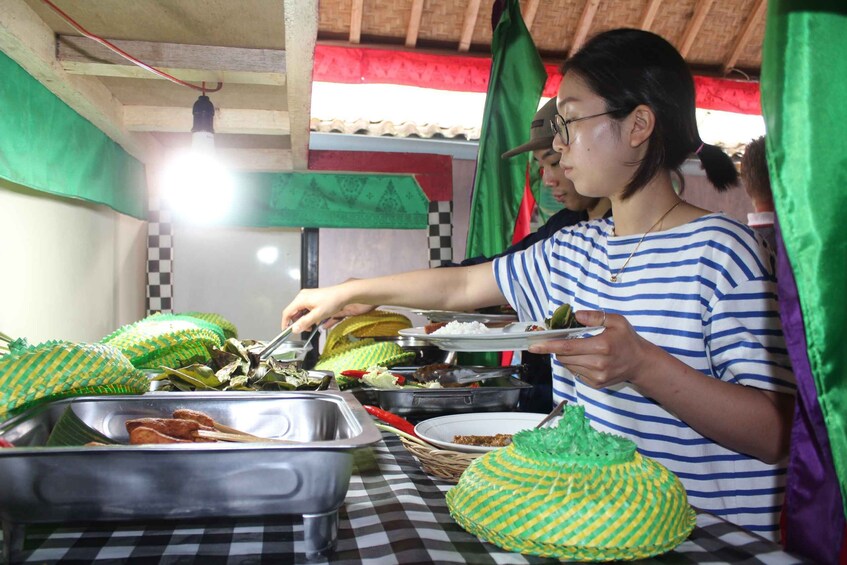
[561,29,738,198]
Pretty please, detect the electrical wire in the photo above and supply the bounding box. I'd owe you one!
[42,0,223,93]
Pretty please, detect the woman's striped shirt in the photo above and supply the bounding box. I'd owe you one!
[492,213,795,539]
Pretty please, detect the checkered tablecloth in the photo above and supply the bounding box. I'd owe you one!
[7,434,809,564]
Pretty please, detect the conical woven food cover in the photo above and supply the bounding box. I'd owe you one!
[446,405,695,561]
[101,314,224,370]
[0,340,147,419]
[182,312,238,339]
[322,311,411,356]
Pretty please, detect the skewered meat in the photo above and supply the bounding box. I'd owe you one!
[172,408,216,427]
[129,426,192,444]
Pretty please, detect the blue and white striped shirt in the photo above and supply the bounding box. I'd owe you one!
[493,213,795,539]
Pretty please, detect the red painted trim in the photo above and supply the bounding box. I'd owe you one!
[314,44,761,115]
[308,150,453,201]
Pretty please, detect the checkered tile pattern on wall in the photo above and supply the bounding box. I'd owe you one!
[428,200,453,267]
[146,206,173,315]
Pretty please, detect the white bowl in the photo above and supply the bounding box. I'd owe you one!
[414,412,547,453]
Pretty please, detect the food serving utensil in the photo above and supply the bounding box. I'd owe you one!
[258,321,324,361]
[535,399,568,429]
[430,366,517,386]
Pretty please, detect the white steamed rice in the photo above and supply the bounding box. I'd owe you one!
[431,321,491,335]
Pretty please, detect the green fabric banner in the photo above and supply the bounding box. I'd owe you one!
[761,3,847,513]
[465,0,547,258]
[223,171,429,229]
[0,52,147,219]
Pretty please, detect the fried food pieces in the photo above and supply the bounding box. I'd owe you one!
[126,409,219,445]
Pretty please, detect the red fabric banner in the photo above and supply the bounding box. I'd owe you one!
[314,44,761,115]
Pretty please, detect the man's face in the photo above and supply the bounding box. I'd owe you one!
[532,148,597,213]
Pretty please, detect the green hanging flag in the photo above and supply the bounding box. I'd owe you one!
[761,2,847,514]
[465,0,547,259]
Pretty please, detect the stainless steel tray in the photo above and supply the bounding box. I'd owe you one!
[0,391,381,560]
[353,374,531,418]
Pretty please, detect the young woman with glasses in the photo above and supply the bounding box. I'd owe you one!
[282,29,794,539]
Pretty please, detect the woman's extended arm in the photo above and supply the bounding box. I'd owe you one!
[529,310,794,464]
[281,262,504,333]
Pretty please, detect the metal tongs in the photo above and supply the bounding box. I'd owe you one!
[428,365,516,385]
[258,321,323,361]
[534,399,568,429]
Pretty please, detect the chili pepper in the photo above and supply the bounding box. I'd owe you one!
[362,405,418,437]
[0,438,14,448]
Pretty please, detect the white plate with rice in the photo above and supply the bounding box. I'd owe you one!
[399,321,603,352]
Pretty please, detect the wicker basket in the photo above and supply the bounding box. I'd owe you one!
[400,436,482,482]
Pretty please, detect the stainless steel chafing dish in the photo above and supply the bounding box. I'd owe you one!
[352,367,531,418]
[0,391,381,561]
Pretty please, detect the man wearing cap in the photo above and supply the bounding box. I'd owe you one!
[461,98,611,412]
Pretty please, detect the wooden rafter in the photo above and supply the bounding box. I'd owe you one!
[722,0,766,74]
[568,0,601,57]
[458,0,482,52]
[0,0,160,164]
[350,0,364,44]
[284,0,318,171]
[123,107,290,135]
[58,35,286,87]
[523,0,540,32]
[406,0,424,48]
[678,0,715,57]
[639,0,663,31]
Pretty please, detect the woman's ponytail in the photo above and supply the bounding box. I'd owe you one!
[695,141,739,192]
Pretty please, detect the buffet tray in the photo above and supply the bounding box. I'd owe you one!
[353,372,531,418]
[0,391,381,560]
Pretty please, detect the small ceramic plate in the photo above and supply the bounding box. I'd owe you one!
[414,412,548,453]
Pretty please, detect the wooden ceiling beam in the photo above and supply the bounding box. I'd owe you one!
[284,0,318,170]
[218,148,293,172]
[458,0,482,52]
[722,0,766,75]
[568,0,601,57]
[57,35,286,87]
[639,0,663,31]
[0,0,160,164]
[405,0,425,48]
[350,0,364,44]
[123,106,290,135]
[678,0,715,57]
[523,0,541,32]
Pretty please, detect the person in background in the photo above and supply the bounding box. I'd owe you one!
[741,135,776,250]
[460,98,610,412]
[282,29,794,538]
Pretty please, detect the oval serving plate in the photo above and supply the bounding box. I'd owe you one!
[414,412,548,453]
[399,323,603,352]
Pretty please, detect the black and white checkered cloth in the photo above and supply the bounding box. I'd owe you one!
[10,434,808,564]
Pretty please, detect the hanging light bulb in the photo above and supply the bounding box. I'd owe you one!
[162,92,234,224]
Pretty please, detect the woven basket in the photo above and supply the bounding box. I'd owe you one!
[400,436,481,483]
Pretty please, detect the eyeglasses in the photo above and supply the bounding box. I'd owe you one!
[550,110,619,145]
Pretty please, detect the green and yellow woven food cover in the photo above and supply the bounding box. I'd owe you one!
[181,311,238,339]
[315,339,414,374]
[0,339,147,420]
[322,311,411,356]
[446,405,695,561]
[101,313,225,370]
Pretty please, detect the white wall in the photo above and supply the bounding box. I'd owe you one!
[0,179,146,343]
[171,225,302,340]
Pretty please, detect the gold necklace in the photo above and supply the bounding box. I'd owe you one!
[609,200,682,283]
